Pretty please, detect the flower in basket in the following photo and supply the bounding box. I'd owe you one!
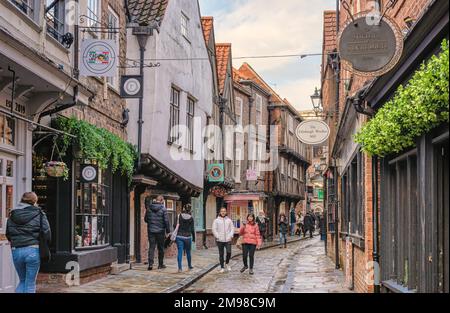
[44,161,69,180]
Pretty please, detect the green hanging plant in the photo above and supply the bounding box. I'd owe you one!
[55,117,137,182]
[355,39,449,157]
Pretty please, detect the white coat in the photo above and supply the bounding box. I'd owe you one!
[212,216,235,243]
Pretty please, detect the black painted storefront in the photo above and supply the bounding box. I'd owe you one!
[33,135,130,273]
[364,0,449,293]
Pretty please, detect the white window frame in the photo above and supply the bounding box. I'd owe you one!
[181,12,189,39]
[106,7,119,90]
[235,97,243,126]
[280,157,285,175]
[293,163,298,179]
[87,0,101,29]
[255,94,263,125]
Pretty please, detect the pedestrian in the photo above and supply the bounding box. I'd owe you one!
[175,204,195,273]
[212,207,235,273]
[304,210,315,238]
[144,195,172,271]
[289,207,296,236]
[278,214,288,248]
[239,214,262,275]
[256,211,268,242]
[6,192,51,293]
[295,212,303,236]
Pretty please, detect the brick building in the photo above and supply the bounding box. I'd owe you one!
[321,0,447,293]
[0,0,132,291]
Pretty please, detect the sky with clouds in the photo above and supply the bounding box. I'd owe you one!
[198,0,336,111]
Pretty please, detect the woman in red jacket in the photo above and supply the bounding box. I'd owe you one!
[239,213,262,275]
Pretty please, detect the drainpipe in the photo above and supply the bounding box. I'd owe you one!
[372,155,380,293]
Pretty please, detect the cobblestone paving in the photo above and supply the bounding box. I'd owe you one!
[183,237,351,294]
[37,237,302,293]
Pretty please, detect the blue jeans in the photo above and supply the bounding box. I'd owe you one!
[290,223,296,236]
[11,246,40,293]
[176,236,192,270]
[279,233,287,245]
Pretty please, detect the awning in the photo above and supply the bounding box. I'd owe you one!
[224,193,265,202]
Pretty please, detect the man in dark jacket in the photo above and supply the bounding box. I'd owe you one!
[303,211,315,238]
[144,195,171,270]
[6,192,51,293]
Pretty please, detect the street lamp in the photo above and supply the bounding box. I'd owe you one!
[310,87,322,116]
[125,0,168,168]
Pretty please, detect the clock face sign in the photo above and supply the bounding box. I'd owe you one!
[120,75,143,98]
[81,165,98,183]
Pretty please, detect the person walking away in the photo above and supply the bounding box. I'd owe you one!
[6,192,51,293]
[289,207,296,236]
[212,207,235,273]
[145,195,171,270]
[256,211,268,242]
[239,214,262,275]
[175,204,195,273]
[304,211,315,238]
[295,212,302,236]
[278,214,288,248]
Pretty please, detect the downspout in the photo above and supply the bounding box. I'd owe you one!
[334,0,341,270]
[372,155,380,293]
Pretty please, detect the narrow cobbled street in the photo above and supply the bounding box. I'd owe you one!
[183,237,350,293]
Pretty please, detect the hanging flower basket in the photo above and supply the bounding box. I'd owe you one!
[44,161,68,178]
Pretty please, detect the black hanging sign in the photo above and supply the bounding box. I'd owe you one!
[81,164,98,184]
[120,75,143,98]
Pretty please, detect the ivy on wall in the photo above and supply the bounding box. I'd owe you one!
[355,39,449,157]
[55,117,137,181]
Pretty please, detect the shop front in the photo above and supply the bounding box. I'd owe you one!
[224,193,267,233]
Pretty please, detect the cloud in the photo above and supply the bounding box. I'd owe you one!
[199,0,335,110]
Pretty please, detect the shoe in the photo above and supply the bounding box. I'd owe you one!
[148,266,153,271]
[227,265,232,272]
[249,269,254,275]
[219,268,225,273]
[178,269,183,273]
[158,264,167,269]
[188,266,194,271]
[240,266,248,273]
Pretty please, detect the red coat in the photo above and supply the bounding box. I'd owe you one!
[239,222,262,246]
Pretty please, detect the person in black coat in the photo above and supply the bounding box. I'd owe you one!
[6,192,51,293]
[278,214,288,248]
[175,204,196,273]
[145,195,172,270]
[303,211,316,238]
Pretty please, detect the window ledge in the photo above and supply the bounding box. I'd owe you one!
[3,1,42,33]
[46,33,69,54]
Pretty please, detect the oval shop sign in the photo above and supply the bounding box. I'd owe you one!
[296,120,330,146]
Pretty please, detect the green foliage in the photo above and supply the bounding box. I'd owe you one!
[355,39,449,156]
[55,117,137,182]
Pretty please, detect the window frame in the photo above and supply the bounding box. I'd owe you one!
[186,96,195,153]
[255,94,263,125]
[181,11,189,40]
[106,7,120,90]
[168,86,181,145]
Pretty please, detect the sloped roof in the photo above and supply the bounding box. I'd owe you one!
[216,43,232,94]
[126,0,169,26]
[201,16,214,44]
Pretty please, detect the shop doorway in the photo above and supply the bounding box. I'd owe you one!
[0,151,18,292]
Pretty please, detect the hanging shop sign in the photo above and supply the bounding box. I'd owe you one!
[210,186,227,198]
[208,163,224,183]
[120,75,143,98]
[296,120,330,146]
[338,12,403,77]
[80,39,118,77]
[81,164,98,184]
[246,169,258,181]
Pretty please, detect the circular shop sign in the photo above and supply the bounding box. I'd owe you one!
[123,78,141,96]
[296,120,330,146]
[338,12,403,77]
[82,165,97,182]
[82,41,117,76]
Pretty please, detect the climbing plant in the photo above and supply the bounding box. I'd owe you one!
[355,39,449,157]
[55,117,137,182]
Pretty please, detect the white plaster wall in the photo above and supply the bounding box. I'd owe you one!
[127,0,214,189]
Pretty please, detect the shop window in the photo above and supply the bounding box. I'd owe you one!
[0,114,15,146]
[229,202,248,230]
[74,160,110,248]
[166,200,175,229]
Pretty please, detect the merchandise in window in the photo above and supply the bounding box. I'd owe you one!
[74,160,110,248]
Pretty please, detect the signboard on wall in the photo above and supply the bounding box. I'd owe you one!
[338,12,403,77]
[208,164,224,183]
[81,164,98,184]
[80,39,118,77]
[246,169,258,181]
[296,120,330,146]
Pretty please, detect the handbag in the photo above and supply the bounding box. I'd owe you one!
[236,236,243,250]
[39,210,51,262]
[170,214,180,242]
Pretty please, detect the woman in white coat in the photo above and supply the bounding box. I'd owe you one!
[212,207,235,273]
